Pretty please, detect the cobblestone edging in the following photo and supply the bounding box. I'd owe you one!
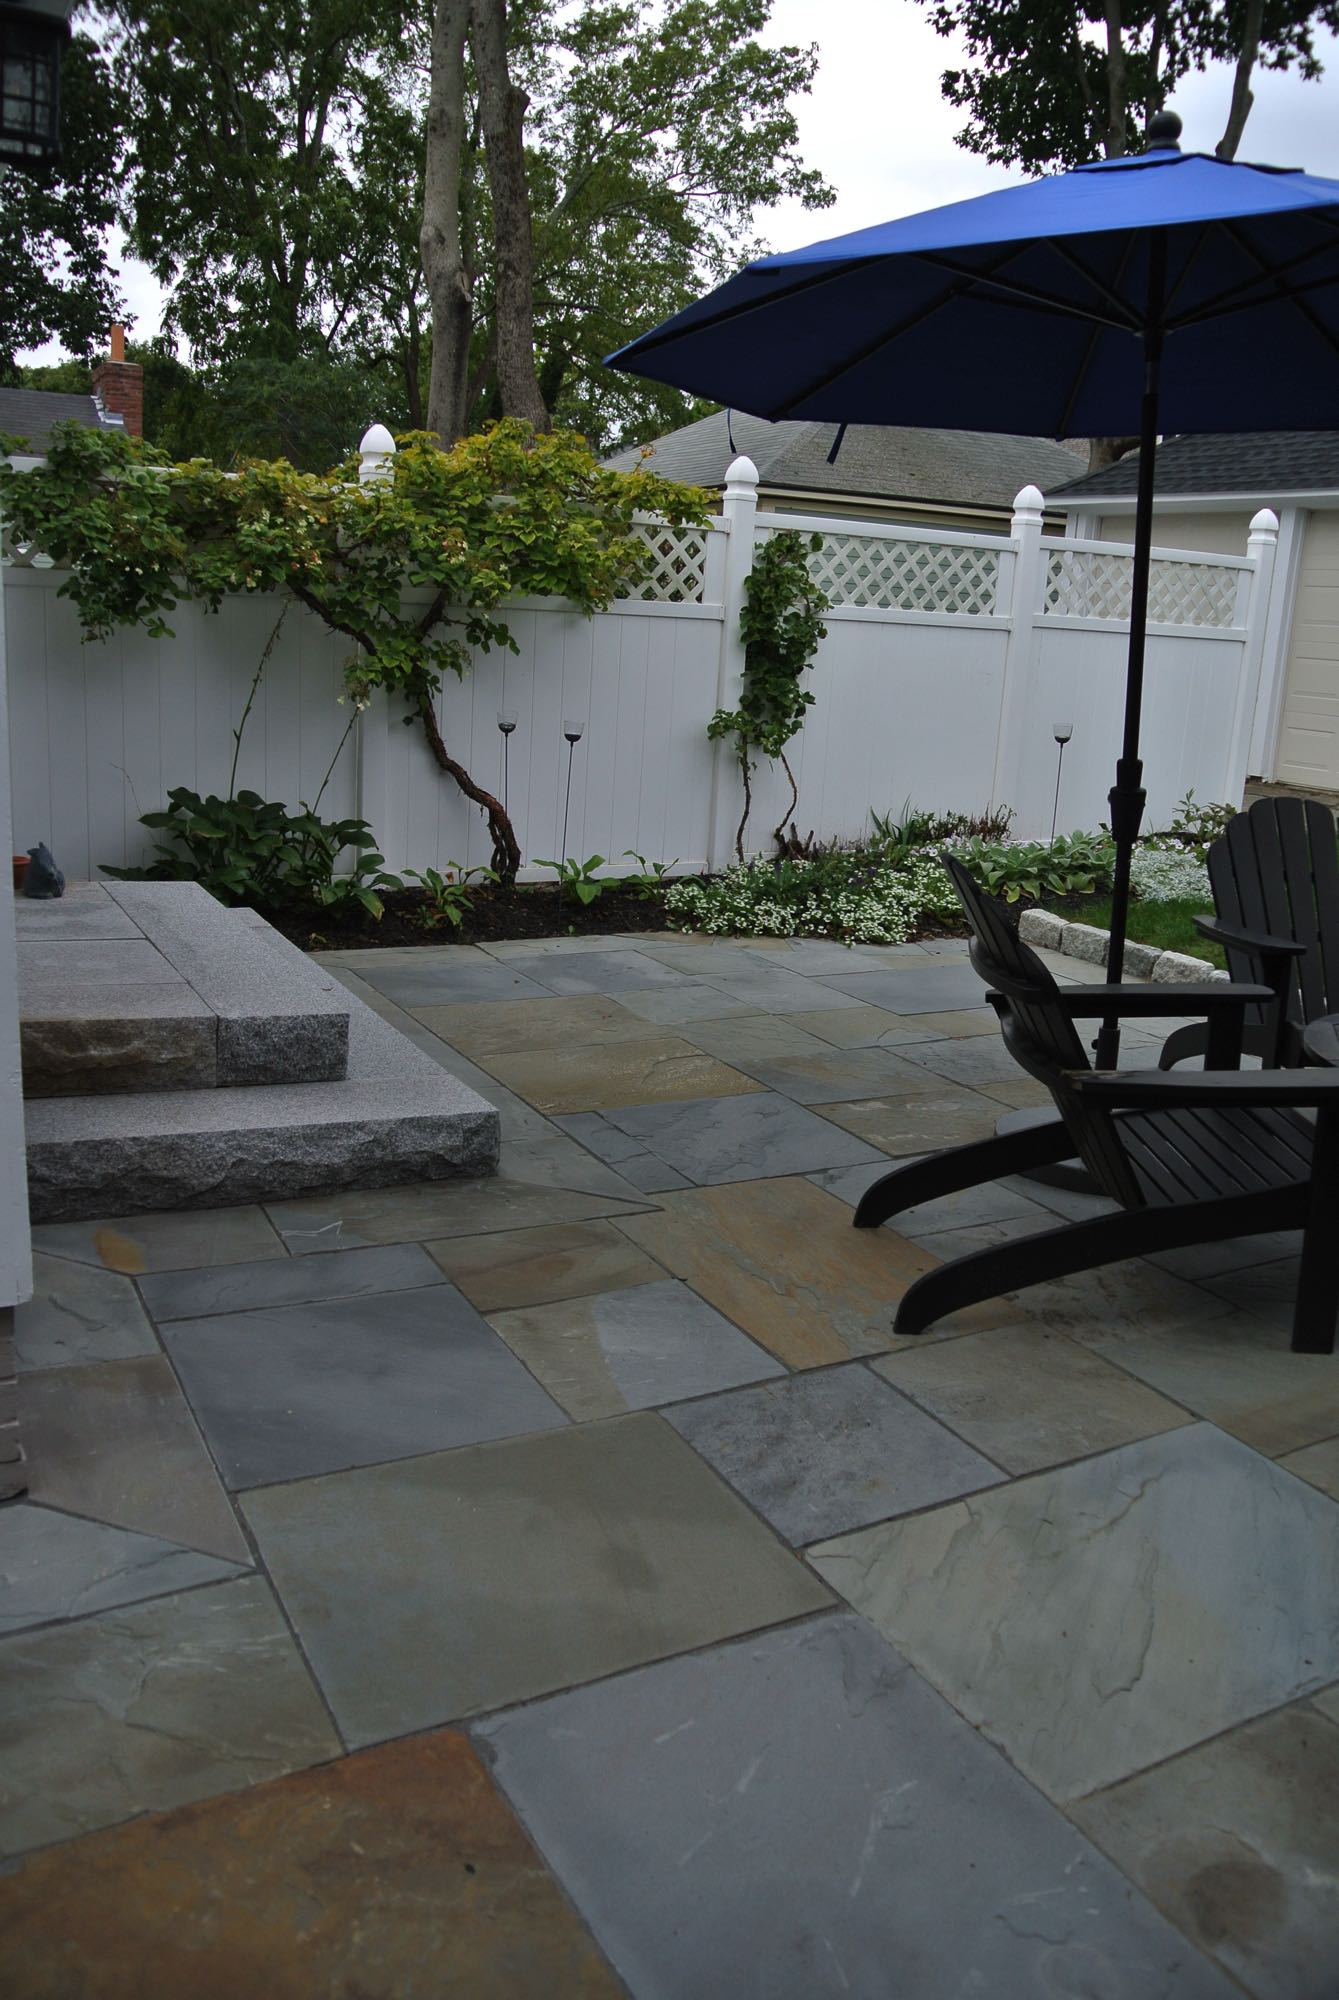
[1018,908,1228,984]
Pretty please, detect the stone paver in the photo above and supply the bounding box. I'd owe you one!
[617,1177,956,1365]
[266,1176,652,1251]
[506,950,691,996]
[479,1035,762,1114]
[573,1091,883,1184]
[410,992,651,1057]
[0,1577,340,1857]
[0,1503,245,1635]
[1071,1703,1339,2000]
[18,1355,249,1560]
[476,1614,1234,2000]
[162,1284,567,1488]
[31,1203,284,1273]
[243,1414,830,1746]
[14,1253,157,1370]
[666,1364,1002,1543]
[1277,1435,1339,1500]
[426,1219,664,1311]
[10,923,1334,1995]
[810,1424,1339,1801]
[487,1278,783,1419]
[0,1731,623,1999]
[875,1324,1191,1473]
[138,1242,441,1321]
[816,1084,1010,1155]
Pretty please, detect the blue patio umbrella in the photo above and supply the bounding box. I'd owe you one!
[606,111,1339,1065]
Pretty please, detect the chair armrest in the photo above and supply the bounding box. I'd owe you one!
[1056,982,1275,1018]
[1194,916,1308,960]
[1068,1066,1339,1109]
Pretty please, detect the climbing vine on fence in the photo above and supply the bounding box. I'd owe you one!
[708,529,828,859]
[0,420,709,882]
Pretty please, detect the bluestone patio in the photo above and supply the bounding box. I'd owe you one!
[2,929,1336,1997]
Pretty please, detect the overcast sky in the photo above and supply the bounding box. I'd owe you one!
[50,0,1339,364]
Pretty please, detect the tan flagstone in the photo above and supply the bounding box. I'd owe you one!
[816,1087,1008,1156]
[479,1037,763,1115]
[1277,1436,1339,1502]
[617,1177,979,1367]
[425,1221,664,1312]
[410,993,648,1059]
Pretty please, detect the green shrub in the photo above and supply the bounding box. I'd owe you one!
[103,787,401,919]
[951,830,1114,903]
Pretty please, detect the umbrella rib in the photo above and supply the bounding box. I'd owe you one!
[1165,222,1339,331]
[1057,238,1141,437]
[1173,220,1339,362]
[1037,239,1148,327]
[914,254,1141,332]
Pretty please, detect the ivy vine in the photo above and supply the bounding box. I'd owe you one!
[708,529,828,859]
[0,420,709,883]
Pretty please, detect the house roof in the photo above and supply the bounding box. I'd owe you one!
[605,410,1086,511]
[1049,432,1339,504]
[0,388,109,454]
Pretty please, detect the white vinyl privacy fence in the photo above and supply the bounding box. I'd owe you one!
[3,453,1280,882]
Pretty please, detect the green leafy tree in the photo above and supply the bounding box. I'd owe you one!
[0,31,125,373]
[109,1,831,453]
[0,418,709,879]
[919,0,1339,173]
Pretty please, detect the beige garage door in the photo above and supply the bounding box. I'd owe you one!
[1275,514,1339,790]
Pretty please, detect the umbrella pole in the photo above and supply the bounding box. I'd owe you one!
[1094,241,1166,1071]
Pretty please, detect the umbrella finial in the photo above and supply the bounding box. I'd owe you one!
[1144,109,1182,152]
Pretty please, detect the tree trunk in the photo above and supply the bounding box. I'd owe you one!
[1217,0,1263,161]
[1101,0,1128,157]
[469,0,550,429]
[1087,434,1139,473]
[422,0,474,445]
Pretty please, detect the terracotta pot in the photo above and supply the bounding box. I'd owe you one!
[12,854,29,895]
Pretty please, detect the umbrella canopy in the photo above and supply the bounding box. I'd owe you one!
[607,127,1339,436]
[606,114,1339,1066]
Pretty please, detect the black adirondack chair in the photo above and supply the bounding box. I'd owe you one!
[1160,795,1338,1071]
[853,855,1339,1355]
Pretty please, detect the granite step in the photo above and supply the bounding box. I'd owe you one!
[17,884,349,1096]
[24,979,500,1224]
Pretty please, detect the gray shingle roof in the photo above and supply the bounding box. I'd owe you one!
[606,411,1086,510]
[0,388,103,453]
[1049,432,1339,502]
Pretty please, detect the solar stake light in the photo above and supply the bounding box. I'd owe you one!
[497,709,517,813]
[560,719,584,875]
[0,2,73,174]
[1050,719,1074,845]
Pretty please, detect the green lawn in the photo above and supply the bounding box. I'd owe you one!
[1056,895,1225,970]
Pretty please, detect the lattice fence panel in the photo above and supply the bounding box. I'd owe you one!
[622,521,711,603]
[1043,547,1241,628]
[801,531,1001,615]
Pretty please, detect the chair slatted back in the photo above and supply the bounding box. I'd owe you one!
[943,855,1145,1208]
[1209,797,1339,1044]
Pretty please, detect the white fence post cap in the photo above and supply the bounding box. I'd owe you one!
[1248,507,1279,537]
[724,455,759,495]
[358,424,397,484]
[1011,484,1045,518]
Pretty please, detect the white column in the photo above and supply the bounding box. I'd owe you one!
[705,455,759,870]
[990,485,1046,828]
[1224,508,1279,804]
[0,534,32,1497]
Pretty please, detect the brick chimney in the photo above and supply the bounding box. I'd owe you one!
[91,325,143,437]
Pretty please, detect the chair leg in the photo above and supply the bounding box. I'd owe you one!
[1293,1107,1339,1355]
[894,1188,1294,1336]
[852,1114,1075,1230]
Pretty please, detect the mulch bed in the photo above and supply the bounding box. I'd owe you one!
[259,882,676,953]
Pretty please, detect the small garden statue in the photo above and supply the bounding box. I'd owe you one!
[23,843,64,898]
